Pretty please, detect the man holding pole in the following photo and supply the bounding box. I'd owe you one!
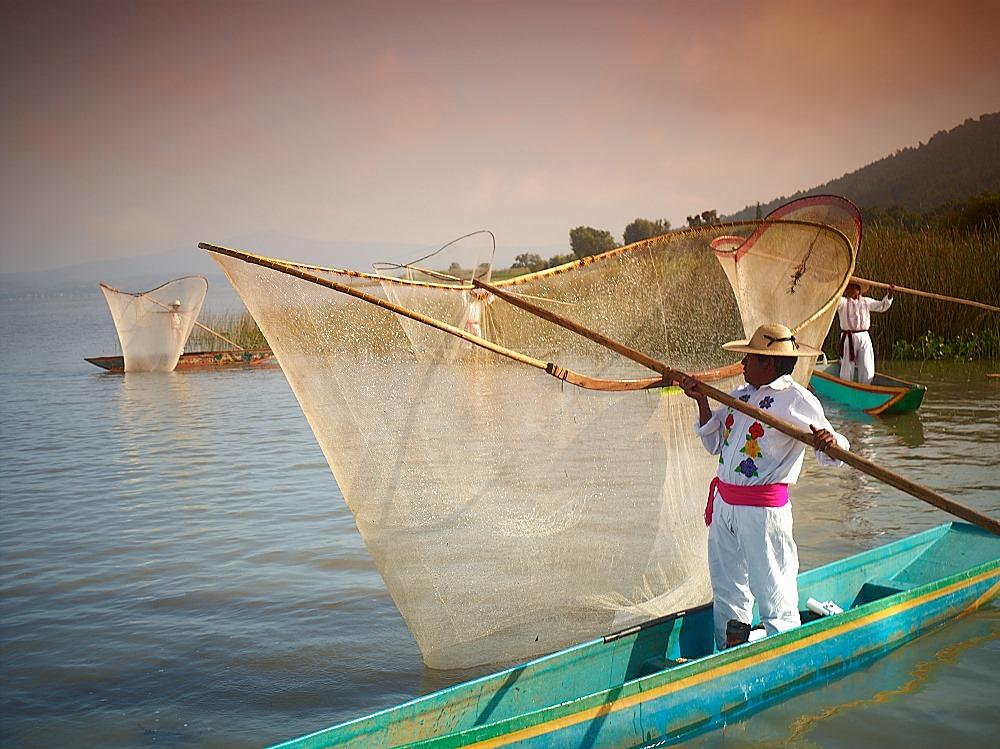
[682,323,849,650]
[837,281,893,384]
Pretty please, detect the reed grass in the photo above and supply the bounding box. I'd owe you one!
[822,222,1000,359]
[188,223,999,361]
[186,311,268,351]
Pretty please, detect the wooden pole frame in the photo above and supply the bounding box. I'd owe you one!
[199,241,1000,536]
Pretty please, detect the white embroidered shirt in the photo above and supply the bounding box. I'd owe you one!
[694,375,849,486]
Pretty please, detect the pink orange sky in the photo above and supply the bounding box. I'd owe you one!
[2,0,999,273]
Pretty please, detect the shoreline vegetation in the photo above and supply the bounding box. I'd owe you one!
[833,193,1000,361]
[186,311,268,351]
[190,194,1000,360]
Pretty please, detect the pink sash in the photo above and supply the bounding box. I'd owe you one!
[705,477,789,526]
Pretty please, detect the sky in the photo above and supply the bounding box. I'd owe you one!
[2,0,999,274]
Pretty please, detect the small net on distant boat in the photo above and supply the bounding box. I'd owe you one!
[205,204,855,669]
[100,276,208,372]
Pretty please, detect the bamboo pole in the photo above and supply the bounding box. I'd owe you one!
[851,276,1000,313]
[473,277,1000,537]
[198,242,999,535]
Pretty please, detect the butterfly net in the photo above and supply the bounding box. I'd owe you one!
[99,276,208,372]
[712,196,861,376]
[207,203,855,669]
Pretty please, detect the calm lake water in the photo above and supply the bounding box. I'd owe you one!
[1,291,998,748]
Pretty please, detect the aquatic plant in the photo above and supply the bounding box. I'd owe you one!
[890,330,1000,361]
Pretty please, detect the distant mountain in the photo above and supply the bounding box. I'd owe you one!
[725,112,1000,221]
[0,230,557,302]
[0,232,436,302]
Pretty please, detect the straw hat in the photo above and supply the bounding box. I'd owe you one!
[845,279,869,294]
[722,323,821,358]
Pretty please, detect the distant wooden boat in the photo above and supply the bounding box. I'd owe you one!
[267,522,999,749]
[809,361,926,415]
[85,349,275,373]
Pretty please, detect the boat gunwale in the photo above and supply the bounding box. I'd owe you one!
[813,362,924,394]
[84,349,275,373]
[811,361,925,415]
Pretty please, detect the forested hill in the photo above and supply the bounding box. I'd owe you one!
[725,112,1000,220]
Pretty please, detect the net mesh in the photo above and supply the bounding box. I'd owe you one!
[712,196,860,378]
[100,276,208,372]
[208,206,855,669]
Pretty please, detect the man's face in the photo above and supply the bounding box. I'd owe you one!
[846,284,861,299]
[742,354,777,387]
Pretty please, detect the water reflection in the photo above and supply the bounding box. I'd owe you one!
[824,404,925,451]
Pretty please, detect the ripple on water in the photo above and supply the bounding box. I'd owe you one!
[1,298,998,748]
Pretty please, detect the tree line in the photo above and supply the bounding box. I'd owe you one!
[862,191,1000,233]
[511,212,722,272]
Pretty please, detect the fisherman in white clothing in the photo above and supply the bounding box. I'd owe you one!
[837,281,894,384]
[461,288,494,342]
[166,299,185,348]
[682,323,849,650]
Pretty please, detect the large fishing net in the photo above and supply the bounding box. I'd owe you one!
[206,198,856,668]
[100,276,207,372]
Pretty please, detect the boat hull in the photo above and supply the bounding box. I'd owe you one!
[268,523,999,749]
[809,361,925,415]
[84,349,275,373]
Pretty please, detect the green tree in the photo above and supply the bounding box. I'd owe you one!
[545,252,578,269]
[569,226,618,258]
[623,218,671,245]
[512,253,545,271]
[687,209,719,228]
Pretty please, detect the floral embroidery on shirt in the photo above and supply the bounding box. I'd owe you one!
[739,394,752,403]
[737,457,759,478]
[739,421,765,461]
[758,395,774,409]
[722,412,734,445]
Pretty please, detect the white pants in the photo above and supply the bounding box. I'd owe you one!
[707,496,800,649]
[840,330,875,384]
[462,321,481,348]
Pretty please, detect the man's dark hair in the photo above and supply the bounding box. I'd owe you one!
[774,355,797,377]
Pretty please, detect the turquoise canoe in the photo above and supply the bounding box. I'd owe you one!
[810,361,926,415]
[268,522,999,749]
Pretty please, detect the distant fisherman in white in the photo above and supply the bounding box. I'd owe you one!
[682,324,849,650]
[461,288,494,339]
[837,281,894,384]
[167,298,184,346]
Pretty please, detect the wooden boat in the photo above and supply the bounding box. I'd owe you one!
[268,522,999,749]
[85,349,275,373]
[809,361,926,415]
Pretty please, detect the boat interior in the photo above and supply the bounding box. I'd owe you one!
[275,523,998,748]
